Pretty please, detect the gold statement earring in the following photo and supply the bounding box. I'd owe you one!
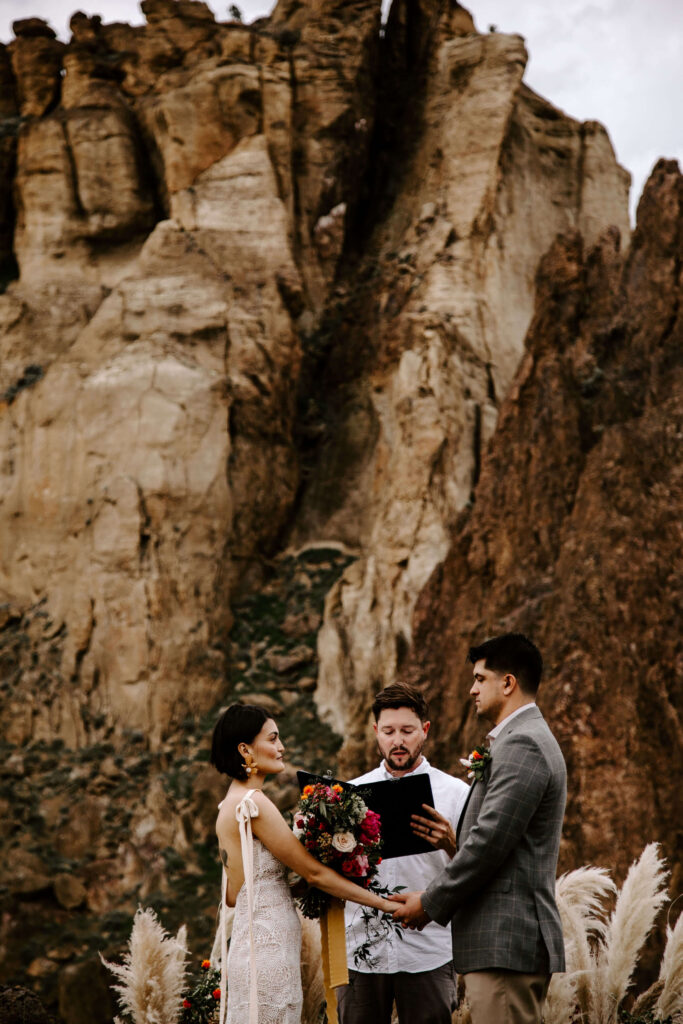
[243,751,258,777]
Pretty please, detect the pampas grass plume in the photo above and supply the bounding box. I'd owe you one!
[592,843,669,1024]
[101,906,188,1024]
[656,906,683,1020]
[300,912,325,1024]
[545,866,616,1024]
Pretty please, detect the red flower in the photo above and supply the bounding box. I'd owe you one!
[201,959,211,969]
[471,750,483,761]
[183,999,192,1009]
[212,988,221,1000]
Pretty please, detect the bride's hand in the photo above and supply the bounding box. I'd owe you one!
[381,897,406,913]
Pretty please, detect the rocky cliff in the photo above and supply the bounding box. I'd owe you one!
[0,0,630,750]
[403,157,682,886]
[3,0,675,1019]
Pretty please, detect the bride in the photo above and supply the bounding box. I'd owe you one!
[211,703,403,1024]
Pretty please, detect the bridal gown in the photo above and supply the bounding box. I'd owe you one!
[221,790,303,1024]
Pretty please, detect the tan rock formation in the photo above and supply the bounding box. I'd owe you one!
[1,131,302,744]
[8,20,64,119]
[0,0,379,745]
[305,19,630,760]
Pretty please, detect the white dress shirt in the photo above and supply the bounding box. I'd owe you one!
[344,757,469,974]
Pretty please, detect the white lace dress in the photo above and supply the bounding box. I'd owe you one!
[221,790,303,1024]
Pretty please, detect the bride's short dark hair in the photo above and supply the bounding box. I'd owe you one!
[211,703,271,779]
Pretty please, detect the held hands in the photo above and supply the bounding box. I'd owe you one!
[392,890,431,930]
[411,804,457,858]
[381,892,407,913]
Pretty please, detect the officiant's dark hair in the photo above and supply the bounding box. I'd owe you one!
[211,703,271,779]
[372,681,429,722]
[468,633,543,695]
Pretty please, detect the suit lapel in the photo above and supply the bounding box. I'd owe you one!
[456,777,485,843]
[455,708,541,844]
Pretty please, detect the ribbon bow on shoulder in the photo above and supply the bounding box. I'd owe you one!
[236,794,260,825]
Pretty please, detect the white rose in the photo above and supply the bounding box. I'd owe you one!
[331,831,356,853]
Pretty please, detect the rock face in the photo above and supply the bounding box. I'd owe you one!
[0,0,380,746]
[404,159,682,881]
[305,16,631,763]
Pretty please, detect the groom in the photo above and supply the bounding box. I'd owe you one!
[394,633,566,1024]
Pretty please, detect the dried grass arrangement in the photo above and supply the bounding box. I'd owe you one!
[101,906,188,1024]
[102,845,682,1024]
[544,843,683,1024]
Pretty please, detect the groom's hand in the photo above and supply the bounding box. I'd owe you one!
[392,891,430,930]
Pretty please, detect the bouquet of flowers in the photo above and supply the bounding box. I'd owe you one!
[293,781,383,919]
[180,959,221,1024]
[294,779,404,969]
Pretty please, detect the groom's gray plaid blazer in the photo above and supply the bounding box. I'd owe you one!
[421,705,566,974]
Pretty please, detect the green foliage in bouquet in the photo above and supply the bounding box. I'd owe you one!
[353,884,406,968]
[180,959,222,1024]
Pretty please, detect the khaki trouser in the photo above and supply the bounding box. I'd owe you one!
[463,971,550,1024]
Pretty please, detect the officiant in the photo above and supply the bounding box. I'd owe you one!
[337,682,469,1024]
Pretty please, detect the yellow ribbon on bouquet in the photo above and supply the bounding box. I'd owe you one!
[319,898,349,1024]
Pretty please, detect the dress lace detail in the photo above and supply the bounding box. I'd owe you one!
[221,790,302,1024]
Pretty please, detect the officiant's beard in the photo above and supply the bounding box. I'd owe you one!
[383,740,426,774]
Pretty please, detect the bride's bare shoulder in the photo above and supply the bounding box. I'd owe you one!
[216,785,276,829]
[215,784,240,830]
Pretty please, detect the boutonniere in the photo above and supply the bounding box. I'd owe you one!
[460,745,492,782]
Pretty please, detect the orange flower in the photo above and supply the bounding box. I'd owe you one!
[332,784,343,793]
[183,999,192,1009]
[201,959,211,969]
[212,988,221,1000]
[303,785,314,796]
[471,750,483,760]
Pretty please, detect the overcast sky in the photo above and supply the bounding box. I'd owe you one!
[1,0,681,220]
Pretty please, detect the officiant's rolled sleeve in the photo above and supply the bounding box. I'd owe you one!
[421,734,551,925]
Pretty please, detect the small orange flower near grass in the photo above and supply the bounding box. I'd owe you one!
[181,958,222,1024]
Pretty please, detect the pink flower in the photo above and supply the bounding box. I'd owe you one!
[353,854,369,876]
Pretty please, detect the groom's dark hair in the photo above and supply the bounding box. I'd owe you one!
[372,681,429,722]
[211,703,271,779]
[468,633,543,695]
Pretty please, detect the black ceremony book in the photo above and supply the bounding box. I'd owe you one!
[296,770,435,859]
